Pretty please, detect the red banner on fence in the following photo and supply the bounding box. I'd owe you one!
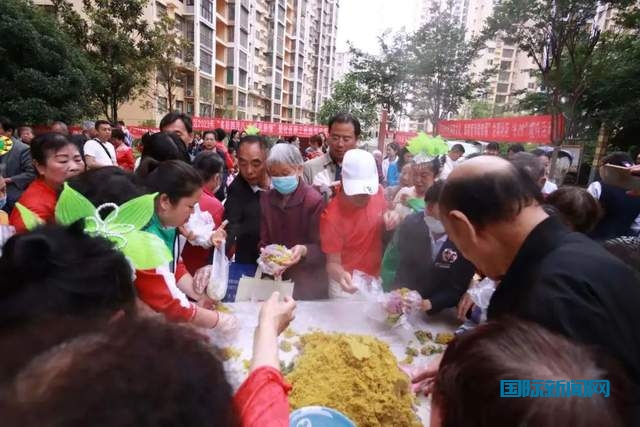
[191,117,325,137]
[436,115,564,145]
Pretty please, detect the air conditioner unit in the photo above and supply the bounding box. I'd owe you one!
[186,90,194,97]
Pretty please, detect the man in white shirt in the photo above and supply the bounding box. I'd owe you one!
[440,144,465,180]
[83,120,117,170]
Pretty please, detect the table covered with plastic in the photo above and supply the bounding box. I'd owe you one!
[209,300,460,425]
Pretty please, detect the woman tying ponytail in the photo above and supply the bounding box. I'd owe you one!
[137,159,235,330]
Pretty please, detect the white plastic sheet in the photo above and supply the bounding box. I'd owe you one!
[208,300,459,426]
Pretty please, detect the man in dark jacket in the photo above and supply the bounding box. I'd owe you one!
[224,135,270,264]
[393,180,475,313]
[0,117,36,212]
[439,156,640,422]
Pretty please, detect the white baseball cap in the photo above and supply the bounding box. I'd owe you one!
[341,149,379,196]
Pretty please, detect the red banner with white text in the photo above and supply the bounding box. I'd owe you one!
[191,117,326,137]
[436,115,564,145]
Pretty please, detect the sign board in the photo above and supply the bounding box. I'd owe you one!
[437,115,564,145]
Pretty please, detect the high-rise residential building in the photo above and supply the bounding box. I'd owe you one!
[34,0,338,125]
[333,50,352,82]
[414,0,539,116]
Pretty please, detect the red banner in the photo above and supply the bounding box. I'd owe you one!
[436,115,564,145]
[191,117,325,137]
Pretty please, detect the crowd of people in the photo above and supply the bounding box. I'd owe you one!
[0,110,640,426]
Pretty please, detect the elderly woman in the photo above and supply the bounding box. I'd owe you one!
[260,144,328,299]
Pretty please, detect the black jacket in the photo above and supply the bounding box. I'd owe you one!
[394,212,475,313]
[224,174,261,265]
[590,182,640,240]
[490,217,640,419]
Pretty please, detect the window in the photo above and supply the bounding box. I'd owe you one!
[227,48,235,65]
[240,29,248,48]
[200,25,213,49]
[228,26,235,42]
[175,100,184,112]
[226,68,234,85]
[240,6,249,29]
[200,49,212,74]
[199,77,212,101]
[487,59,493,65]
[200,103,212,117]
[156,2,167,18]
[502,48,514,58]
[528,82,536,89]
[238,92,247,108]
[157,96,168,113]
[276,56,283,70]
[186,101,194,114]
[201,0,214,22]
[275,87,281,99]
[495,95,507,104]
[239,69,248,88]
[240,51,248,69]
[500,60,511,71]
[498,71,510,81]
[497,83,509,93]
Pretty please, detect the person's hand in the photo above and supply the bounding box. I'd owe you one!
[328,263,356,293]
[210,220,228,248]
[3,177,12,184]
[421,299,432,312]
[214,311,238,333]
[178,225,195,242]
[192,265,212,295]
[383,210,401,231]
[282,245,307,268]
[197,294,217,310]
[399,192,410,206]
[410,354,443,396]
[457,292,475,321]
[258,292,296,335]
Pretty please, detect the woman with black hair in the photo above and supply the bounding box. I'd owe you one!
[10,133,84,232]
[137,159,234,330]
[182,151,226,274]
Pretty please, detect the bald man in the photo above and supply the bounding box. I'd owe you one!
[439,156,640,420]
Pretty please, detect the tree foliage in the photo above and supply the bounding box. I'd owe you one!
[55,0,157,122]
[349,33,410,115]
[407,1,484,130]
[149,15,192,113]
[0,0,98,124]
[486,0,634,140]
[318,74,378,132]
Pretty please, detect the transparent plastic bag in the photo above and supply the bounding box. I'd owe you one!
[184,204,215,248]
[207,241,229,301]
[257,244,293,277]
[467,277,497,323]
[354,270,422,335]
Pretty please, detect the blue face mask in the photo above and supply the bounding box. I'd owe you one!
[272,175,299,195]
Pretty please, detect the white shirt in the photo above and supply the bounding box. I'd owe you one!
[84,139,117,167]
[440,155,457,180]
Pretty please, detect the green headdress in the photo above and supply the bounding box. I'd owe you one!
[406,132,449,164]
[15,183,172,270]
[244,125,260,136]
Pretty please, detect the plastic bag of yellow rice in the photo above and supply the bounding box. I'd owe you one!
[286,332,422,427]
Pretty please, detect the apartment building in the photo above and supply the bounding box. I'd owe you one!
[34,0,338,125]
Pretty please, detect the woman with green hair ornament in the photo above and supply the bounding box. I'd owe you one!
[391,133,448,219]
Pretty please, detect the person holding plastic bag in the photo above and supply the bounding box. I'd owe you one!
[320,149,400,299]
[134,160,235,331]
[258,144,328,300]
[181,151,226,275]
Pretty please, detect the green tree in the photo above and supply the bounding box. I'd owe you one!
[55,0,157,122]
[469,100,494,118]
[318,74,378,132]
[349,32,410,116]
[0,0,97,124]
[149,15,192,113]
[486,0,633,140]
[408,1,484,131]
